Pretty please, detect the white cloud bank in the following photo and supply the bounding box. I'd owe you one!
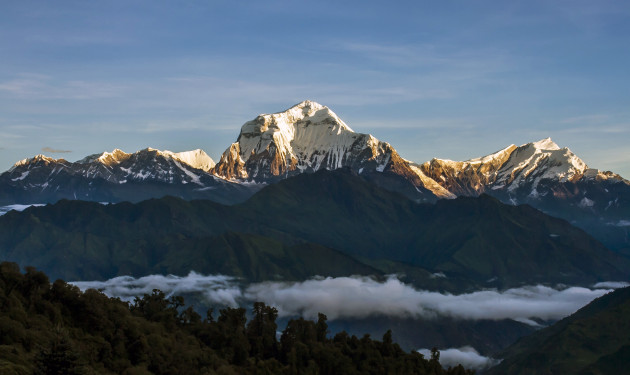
[417,346,500,370]
[71,272,242,307]
[71,274,627,323]
[244,277,614,323]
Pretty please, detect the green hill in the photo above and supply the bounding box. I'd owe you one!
[487,286,630,374]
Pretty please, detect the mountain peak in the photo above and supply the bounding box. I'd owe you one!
[98,149,130,165]
[10,154,59,171]
[531,137,560,151]
[214,101,416,184]
[243,100,352,136]
[284,99,328,113]
[170,149,215,171]
[216,101,359,178]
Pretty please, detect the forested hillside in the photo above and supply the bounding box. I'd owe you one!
[0,262,472,375]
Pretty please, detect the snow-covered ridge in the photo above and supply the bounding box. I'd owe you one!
[169,149,215,171]
[466,144,518,165]
[419,137,629,198]
[9,154,59,171]
[7,147,219,187]
[494,138,588,190]
[79,148,215,171]
[79,149,131,165]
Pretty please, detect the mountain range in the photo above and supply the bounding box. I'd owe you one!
[0,148,255,205]
[1,100,628,255]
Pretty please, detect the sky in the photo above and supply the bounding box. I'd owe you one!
[1,0,629,177]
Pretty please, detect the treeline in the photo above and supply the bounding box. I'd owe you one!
[0,262,473,374]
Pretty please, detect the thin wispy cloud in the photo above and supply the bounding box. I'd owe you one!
[338,42,454,67]
[160,75,452,107]
[25,33,133,46]
[42,147,71,154]
[333,41,513,79]
[0,74,127,100]
[356,117,480,130]
[559,114,610,125]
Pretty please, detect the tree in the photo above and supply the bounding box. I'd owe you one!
[217,307,250,365]
[34,328,85,375]
[246,302,278,360]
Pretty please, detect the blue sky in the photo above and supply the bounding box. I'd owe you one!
[1,0,629,177]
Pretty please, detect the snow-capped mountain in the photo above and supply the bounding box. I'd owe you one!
[212,100,452,199]
[0,100,628,252]
[420,138,625,198]
[0,148,253,205]
[421,137,628,205]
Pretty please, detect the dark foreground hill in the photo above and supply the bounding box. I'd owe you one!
[0,262,472,375]
[0,169,627,290]
[488,286,630,374]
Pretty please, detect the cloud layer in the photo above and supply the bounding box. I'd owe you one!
[244,276,611,322]
[417,346,500,370]
[71,274,625,324]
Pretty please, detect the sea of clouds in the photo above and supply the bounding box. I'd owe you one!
[71,273,627,324]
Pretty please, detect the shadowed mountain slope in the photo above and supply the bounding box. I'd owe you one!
[0,169,627,289]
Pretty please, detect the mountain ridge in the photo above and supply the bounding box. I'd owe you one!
[1,100,628,253]
[1,168,627,289]
[0,147,255,206]
[4,101,627,202]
